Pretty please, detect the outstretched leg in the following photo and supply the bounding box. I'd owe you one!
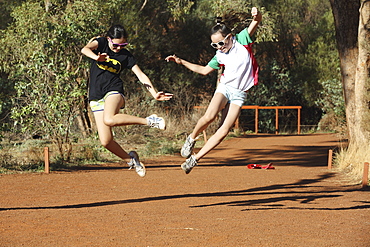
[93,110,131,161]
[92,94,148,177]
[181,93,228,158]
[190,93,229,139]
[195,102,241,161]
[181,102,241,174]
[103,94,147,127]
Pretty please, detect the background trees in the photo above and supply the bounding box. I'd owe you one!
[1,0,362,175]
[0,0,342,135]
[0,0,109,160]
[246,0,343,132]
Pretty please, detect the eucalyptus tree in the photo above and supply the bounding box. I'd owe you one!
[330,0,370,145]
[329,0,370,179]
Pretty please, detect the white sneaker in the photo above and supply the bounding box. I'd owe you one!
[127,151,146,177]
[181,155,197,174]
[181,135,197,158]
[146,114,166,130]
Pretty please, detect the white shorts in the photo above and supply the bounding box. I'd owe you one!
[89,91,125,112]
[215,83,247,107]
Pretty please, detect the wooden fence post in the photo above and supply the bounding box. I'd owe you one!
[362,162,369,188]
[297,107,301,134]
[328,149,333,169]
[255,108,258,134]
[44,147,50,174]
[275,108,279,135]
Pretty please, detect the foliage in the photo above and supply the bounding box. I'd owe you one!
[0,0,26,135]
[167,0,194,21]
[0,0,347,170]
[0,0,109,161]
[252,0,341,131]
[0,76,13,135]
[0,0,24,30]
[245,60,315,132]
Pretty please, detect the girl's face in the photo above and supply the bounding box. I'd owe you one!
[210,32,233,53]
[108,37,128,53]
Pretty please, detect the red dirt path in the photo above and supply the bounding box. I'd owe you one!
[1,134,369,246]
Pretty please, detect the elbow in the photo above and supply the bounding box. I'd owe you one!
[197,67,213,76]
[199,69,213,76]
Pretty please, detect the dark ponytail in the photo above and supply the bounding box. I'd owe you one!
[210,17,232,37]
[107,24,128,39]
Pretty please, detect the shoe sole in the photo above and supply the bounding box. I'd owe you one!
[136,162,146,177]
[129,151,146,177]
[181,163,193,174]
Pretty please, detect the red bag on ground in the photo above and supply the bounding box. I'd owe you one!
[247,163,275,169]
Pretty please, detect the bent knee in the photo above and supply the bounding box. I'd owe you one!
[100,138,112,148]
[201,113,217,124]
[103,117,116,127]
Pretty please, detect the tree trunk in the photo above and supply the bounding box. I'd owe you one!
[76,113,88,138]
[354,0,370,145]
[331,0,370,147]
[76,95,93,137]
[329,0,361,141]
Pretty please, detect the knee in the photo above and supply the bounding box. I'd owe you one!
[215,126,230,139]
[99,137,113,148]
[201,113,217,124]
[103,117,116,127]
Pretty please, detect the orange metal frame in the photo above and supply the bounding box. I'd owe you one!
[194,105,302,136]
[238,105,302,135]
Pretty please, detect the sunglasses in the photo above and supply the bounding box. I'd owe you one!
[210,34,231,49]
[108,37,128,48]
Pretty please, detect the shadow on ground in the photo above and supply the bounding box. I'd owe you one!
[68,134,344,171]
[2,172,368,212]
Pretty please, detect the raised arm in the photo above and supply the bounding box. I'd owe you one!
[248,7,262,36]
[131,65,173,101]
[165,55,215,76]
[81,39,109,62]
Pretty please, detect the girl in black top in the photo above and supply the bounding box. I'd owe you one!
[81,24,173,177]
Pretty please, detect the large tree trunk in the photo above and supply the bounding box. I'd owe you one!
[329,0,361,141]
[354,1,370,145]
[331,0,370,147]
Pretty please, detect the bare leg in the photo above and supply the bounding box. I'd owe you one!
[103,94,148,127]
[91,93,154,162]
[189,93,229,139]
[219,103,231,128]
[194,102,241,161]
[93,111,131,162]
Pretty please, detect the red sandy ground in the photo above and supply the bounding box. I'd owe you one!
[0,134,369,247]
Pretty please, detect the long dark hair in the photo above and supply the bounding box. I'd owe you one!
[106,24,128,39]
